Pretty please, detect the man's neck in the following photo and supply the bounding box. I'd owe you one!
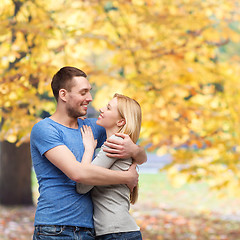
[50,112,79,129]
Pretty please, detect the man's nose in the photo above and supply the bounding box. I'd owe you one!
[86,92,92,102]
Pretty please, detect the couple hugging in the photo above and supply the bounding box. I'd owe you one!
[31,66,146,240]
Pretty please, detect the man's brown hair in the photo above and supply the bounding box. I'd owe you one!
[51,66,87,101]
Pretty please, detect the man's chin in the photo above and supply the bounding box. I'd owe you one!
[74,111,87,119]
[79,112,87,118]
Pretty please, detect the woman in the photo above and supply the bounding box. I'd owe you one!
[76,93,142,240]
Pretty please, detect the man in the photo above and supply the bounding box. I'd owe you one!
[31,66,147,240]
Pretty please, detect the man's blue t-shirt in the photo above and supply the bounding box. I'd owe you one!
[30,117,106,227]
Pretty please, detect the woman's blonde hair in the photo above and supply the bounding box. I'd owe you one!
[114,93,142,143]
[114,93,142,204]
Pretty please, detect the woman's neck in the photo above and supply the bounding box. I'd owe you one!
[106,126,121,139]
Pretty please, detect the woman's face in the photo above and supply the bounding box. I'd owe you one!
[96,97,122,130]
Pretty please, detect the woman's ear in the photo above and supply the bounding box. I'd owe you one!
[59,89,67,102]
[117,118,126,127]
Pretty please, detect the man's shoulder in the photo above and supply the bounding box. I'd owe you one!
[31,118,63,145]
[32,118,51,130]
[31,118,51,143]
[31,118,60,137]
[82,118,102,133]
[82,118,97,125]
[81,118,106,146]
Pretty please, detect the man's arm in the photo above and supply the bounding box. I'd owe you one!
[44,145,138,191]
[103,132,147,165]
[77,138,120,194]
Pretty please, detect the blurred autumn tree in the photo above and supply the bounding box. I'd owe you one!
[0,0,58,205]
[1,0,240,205]
[0,0,96,205]
[89,0,240,195]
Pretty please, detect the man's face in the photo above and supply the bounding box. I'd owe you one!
[65,76,92,118]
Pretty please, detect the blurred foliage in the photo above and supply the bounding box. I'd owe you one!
[1,0,240,193]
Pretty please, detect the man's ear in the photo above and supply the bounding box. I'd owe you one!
[117,119,126,127]
[59,89,67,102]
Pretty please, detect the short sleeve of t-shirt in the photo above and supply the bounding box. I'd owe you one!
[31,119,64,156]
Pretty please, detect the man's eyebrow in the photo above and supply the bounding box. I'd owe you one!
[79,87,92,92]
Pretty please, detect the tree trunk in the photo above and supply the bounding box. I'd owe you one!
[0,141,33,205]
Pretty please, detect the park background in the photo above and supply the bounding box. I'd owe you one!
[1,0,240,239]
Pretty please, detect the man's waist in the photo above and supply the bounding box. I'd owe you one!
[34,206,94,228]
[35,225,94,231]
[34,225,95,236]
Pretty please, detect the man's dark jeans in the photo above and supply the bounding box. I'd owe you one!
[33,225,95,240]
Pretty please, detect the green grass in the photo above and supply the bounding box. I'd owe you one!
[138,173,240,215]
[31,170,39,205]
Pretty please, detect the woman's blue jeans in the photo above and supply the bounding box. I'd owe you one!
[96,231,142,240]
[33,225,95,240]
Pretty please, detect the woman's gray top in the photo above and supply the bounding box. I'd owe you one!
[76,135,140,236]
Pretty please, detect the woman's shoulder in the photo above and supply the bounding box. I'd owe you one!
[109,134,123,140]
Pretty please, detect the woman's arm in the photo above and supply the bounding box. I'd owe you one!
[77,126,119,194]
